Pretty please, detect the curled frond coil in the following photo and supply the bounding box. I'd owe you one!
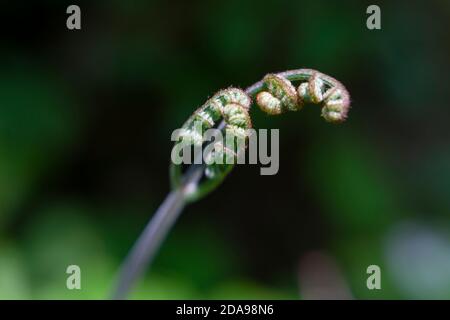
[171,88,252,201]
[256,71,350,123]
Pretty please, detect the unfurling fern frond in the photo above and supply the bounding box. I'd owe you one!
[112,68,351,300]
[171,69,351,201]
[256,70,350,123]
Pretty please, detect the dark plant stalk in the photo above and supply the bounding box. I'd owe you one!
[110,69,350,299]
[110,166,202,300]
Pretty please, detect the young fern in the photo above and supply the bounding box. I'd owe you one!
[112,68,351,299]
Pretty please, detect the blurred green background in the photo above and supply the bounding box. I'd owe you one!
[1,0,450,299]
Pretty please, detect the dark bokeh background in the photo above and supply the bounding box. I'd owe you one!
[1,0,450,299]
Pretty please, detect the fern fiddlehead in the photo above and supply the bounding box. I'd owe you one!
[257,70,350,122]
[170,88,252,202]
[112,69,351,299]
[170,69,350,202]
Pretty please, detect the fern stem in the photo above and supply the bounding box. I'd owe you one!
[111,165,202,299]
